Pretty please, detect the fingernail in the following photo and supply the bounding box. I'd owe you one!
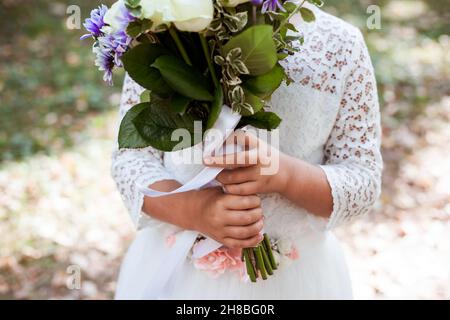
[203,157,213,165]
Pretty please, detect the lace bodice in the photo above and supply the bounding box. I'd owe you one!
[111,5,383,237]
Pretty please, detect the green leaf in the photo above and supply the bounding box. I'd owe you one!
[140,90,151,103]
[118,103,151,149]
[207,88,224,129]
[126,21,142,37]
[125,0,141,8]
[126,19,153,37]
[308,0,324,8]
[152,55,214,102]
[121,43,172,97]
[283,1,298,13]
[170,94,191,114]
[241,88,264,116]
[223,25,278,76]
[124,0,142,16]
[239,111,282,130]
[132,99,199,152]
[243,64,285,99]
[300,7,316,22]
[285,22,298,32]
[277,52,289,60]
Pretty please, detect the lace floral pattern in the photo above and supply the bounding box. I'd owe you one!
[111,75,175,228]
[111,5,382,233]
[319,31,383,229]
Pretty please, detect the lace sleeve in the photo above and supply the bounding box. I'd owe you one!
[111,74,176,229]
[320,31,383,230]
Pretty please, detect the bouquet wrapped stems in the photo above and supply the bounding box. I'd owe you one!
[243,233,277,282]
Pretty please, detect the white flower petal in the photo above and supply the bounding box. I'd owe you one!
[171,0,214,31]
[103,1,125,33]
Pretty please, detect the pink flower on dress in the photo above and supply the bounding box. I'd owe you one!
[165,234,176,248]
[287,245,300,260]
[193,246,244,278]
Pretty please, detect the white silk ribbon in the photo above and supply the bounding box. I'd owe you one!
[139,106,241,299]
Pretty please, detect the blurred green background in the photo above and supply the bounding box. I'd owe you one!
[0,0,449,299]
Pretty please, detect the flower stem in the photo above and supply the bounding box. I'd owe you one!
[199,33,220,89]
[260,243,274,275]
[169,26,192,66]
[253,246,268,280]
[263,233,277,270]
[274,0,307,35]
[243,248,257,282]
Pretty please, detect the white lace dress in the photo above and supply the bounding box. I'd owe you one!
[111,6,382,300]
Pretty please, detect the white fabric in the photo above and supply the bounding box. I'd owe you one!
[137,107,242,298]
[112,4,382,300]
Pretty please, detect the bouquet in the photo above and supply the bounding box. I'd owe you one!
[83,0,322,283]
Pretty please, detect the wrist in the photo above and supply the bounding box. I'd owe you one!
[275,153,310,197]
[273,153,293,195]
[180,190,203,231]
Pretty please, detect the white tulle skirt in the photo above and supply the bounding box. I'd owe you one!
[115,224,353,300]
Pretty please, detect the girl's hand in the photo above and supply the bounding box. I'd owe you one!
[203,130,334,218]
[204,130,290,196]
[190,187,264,249]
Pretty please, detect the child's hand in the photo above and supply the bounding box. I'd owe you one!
[204,130,289,196]
[191,187,264,249]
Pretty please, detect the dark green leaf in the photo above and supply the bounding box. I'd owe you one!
[170,94,191,114]
[121,43,172,97]
[239,111,282,130]
[132,99,199,152]
[207,88,224,129]
[223,25,278,76]
[243,64,285,99]
[152,55,214,102]
[118,103,151,149]
[126,21,142,37]
[126,19,152,37]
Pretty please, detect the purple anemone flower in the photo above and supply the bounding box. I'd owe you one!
[93,45,115,85]
[98,31,132,67]
[261,0,285,13]
[81,5,108,40]
[83,3,134,85]
[94,31,132,85]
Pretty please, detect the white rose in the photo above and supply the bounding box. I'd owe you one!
[140,0,174,30]
[171,0,214,32]
[223,0,251,7]
[140,0,213,32]
[105,0,214,34]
